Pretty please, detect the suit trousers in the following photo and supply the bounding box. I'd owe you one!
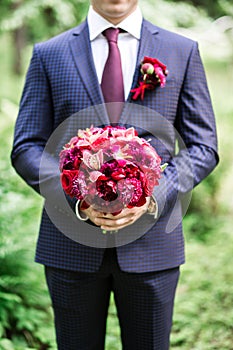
[45,248,179,350]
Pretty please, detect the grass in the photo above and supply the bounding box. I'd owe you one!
[171,226,233,350]
[1,32,233,349]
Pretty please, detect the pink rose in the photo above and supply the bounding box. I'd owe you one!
[141,167,160,196]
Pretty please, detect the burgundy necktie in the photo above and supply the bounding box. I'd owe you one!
[101,28,125,124]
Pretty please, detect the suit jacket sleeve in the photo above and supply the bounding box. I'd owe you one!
[11,45,53,191]
[153,42,219,218]
[11,45,77,212]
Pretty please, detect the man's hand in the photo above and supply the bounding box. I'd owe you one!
[81,197,150,231]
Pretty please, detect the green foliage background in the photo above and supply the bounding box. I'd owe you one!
[0,0,233,349]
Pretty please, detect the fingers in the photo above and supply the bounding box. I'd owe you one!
[81,206,103,225]
[95,208,145,231]
[81,200,150,232]
[95,214,135,231]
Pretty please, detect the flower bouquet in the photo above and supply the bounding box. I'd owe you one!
[59,126,166,216]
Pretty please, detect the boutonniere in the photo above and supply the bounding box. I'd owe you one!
[131,56,168,100]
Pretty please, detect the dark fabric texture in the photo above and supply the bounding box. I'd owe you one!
[11,19,218,273]
[45,248,180,350]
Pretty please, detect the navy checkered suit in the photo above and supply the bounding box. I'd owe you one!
[11,19,218,273]
[11,18,218,349]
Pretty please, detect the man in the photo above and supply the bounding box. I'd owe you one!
[11,0,218,349]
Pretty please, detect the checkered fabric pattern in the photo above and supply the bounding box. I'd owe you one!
[45,248,180,350]
[11,19,218,273]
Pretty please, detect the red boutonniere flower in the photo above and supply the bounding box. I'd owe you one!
[131,56,168,100]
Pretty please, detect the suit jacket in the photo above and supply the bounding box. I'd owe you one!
[11,19,218,273]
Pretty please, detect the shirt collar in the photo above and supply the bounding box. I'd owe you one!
[87,6,143,41]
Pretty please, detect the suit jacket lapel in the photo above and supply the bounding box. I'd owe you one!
[121,20,161,124]
[127,20,161,101]
[69,21,109,125]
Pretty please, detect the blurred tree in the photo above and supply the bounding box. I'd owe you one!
[0,0,232,74]
[0,0,89,74]
[164,0,233,19]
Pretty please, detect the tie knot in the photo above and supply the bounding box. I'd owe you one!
[103,28,120,43]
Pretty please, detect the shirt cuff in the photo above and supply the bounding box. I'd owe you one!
[75,200,89,221]
[147,195,158,219]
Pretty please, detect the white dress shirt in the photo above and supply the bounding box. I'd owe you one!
[87,6,143,100]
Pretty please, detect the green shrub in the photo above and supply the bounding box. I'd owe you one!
[0,117,56,349]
